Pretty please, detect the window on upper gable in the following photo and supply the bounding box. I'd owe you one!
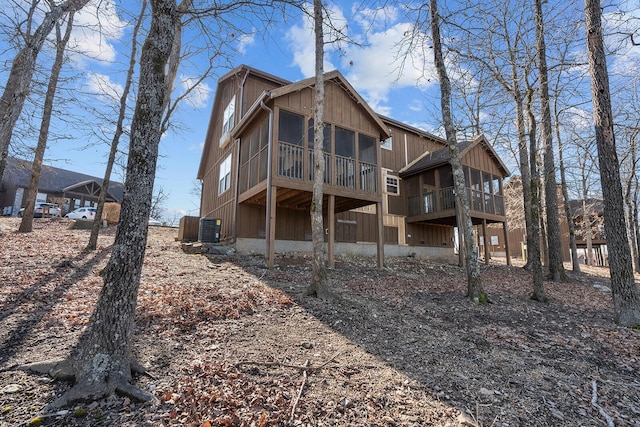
[222,96,236,135]
[381,132,392,150]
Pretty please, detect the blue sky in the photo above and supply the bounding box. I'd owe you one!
[2,0,444,222]
[2,0,639,221]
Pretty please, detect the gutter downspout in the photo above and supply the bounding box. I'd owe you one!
[231,68,252,243]
[260,96,274,264]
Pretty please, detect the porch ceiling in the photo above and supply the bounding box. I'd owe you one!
[242,187,376,213]
[407,212,506,227]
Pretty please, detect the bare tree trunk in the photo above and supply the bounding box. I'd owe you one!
[45,0,178,406]
[525,84,546,301]
[0,0,90,183]
[582,187,594,266]
[429,0,483,301]
[533,0,565,281]
[306,0,331,299]
[87,0,147,250]
[623,133,640,273]
[18,12,75,233]
[634,196,640,272]
[555,111,580,272]
[515,90,534,271]
[584,0,640,326]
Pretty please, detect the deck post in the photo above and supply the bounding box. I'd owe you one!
[482,219,490,265]
[266,186,277,268]
[503,220,511,265]
[328,194,335,268]
[376,201,384,269]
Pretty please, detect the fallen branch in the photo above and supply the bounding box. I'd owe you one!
[236,351,341,373]
[289,359,309,423]
[591,380,615,427]
[235,360,312,372]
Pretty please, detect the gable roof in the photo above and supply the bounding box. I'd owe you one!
[399,135,510,178]
[269,70,391,140]
[2,157,124,202]
[63,180,121,202]
[232,70,392,144]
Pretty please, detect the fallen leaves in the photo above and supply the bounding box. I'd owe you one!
[0,217,639,427]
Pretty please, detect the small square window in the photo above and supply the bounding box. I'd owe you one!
[386,175,399,195]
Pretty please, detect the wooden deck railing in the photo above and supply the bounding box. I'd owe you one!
[277,141,378,193]
[407,185,505,217]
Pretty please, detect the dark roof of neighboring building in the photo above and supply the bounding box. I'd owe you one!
[399,135,510,178]
[1,157,124,202]
[377,114,448,146]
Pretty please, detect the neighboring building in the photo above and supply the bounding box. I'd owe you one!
[494,178,608,266]
[197,65,511,266]
[0,157,124,216]
[566,198,607,265]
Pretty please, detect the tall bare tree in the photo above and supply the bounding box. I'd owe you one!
[27,0,178,405]
[525,78,545,301]
[533,0,565,281]
[87,0,147,251]
[447,0,543,281]
[429,0,483,301]
[584,0,640,326]
[18,10,75,233]
[306,0,331,298]
[0,0,90,183]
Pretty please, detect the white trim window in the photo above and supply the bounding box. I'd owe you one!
[218,154,232,195]
[380,129,393,151]
[381,134,392,150]
[386,174,399,195]
[222,96,236,134]
[220,96,236,148]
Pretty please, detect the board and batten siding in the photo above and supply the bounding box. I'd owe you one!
[274,81,381,138]
[462,144,504,176]
[380,123,445,173]
[201,72,286,241]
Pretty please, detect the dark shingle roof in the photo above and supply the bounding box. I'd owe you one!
[399,135,510,178]
[3,157,124,202]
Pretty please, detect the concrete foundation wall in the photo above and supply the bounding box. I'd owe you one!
[234,238,455,260]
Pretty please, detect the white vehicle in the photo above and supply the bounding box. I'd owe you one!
[65,207,97,220]
[148,217,162,226]
[18,203,62,218]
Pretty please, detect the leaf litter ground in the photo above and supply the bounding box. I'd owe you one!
[0,217,639,426]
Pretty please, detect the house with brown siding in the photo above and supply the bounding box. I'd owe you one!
[197,65,511,266]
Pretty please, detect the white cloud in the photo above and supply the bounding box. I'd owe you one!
[285,3,348,77]
[603,6,640,77]
[563,106,592,132]
[342,21,436,112]
[238,32,256,55]
[351,5,399,32]
[178,77,212,110]
[67,0,127,65]
[84,72,124,101]
[285,4,437,115]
